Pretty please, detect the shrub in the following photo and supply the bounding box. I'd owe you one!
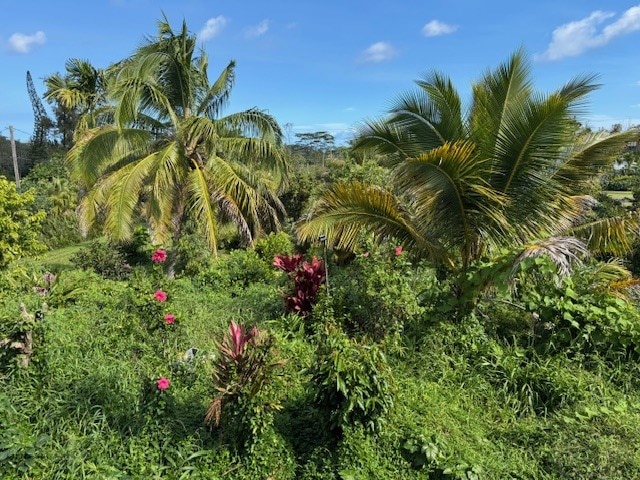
[310,325,394,433]
[254,232,295,264]
[206,321,284,449]
[0,177,46,267]
[274,253,325,317]
[70,239,132,280]
[196,249,277,290]
[316,252,424,342]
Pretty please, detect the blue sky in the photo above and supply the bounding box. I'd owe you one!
[3,0,640,143]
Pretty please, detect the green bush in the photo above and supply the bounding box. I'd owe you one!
[195,248,278,290]
[254,231,295,264]
[70,239,132,280]
[0,177,46,267]
[317,252,424,342]
[310,326,394,433]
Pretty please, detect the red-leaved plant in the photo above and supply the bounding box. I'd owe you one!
[205,321,278,429]
[273,254,326,316]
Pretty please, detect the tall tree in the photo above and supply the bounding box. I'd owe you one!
[299,51,637,272]
[44,58,107,144]
[66,18,287,274]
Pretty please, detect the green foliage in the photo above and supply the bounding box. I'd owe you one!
[70,239,132,280]
[21,156,83,249]
[254,231,295,264]
[195,248,278,290]
[514,257,640,355]
[310,326,394,433]
[0,177,46,267]
[315,250,425,342]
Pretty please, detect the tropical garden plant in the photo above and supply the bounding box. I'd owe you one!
[64,18,288,274]
[298,51,639,298]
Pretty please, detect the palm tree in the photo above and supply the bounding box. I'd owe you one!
[44,58,108,143]
[66,18,287,274]
[299,51,638,276]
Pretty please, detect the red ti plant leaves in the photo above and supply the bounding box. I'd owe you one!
[274,253,326,316]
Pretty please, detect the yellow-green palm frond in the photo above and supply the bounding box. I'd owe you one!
[197,60,236,118]
[186,166,218,254]
[298,182,449,263]
[102,150,167,241]
[568,213,640,257]
[77,174,119,237]
[394,141,510,264]
[552,130,639,189]
[66,126,152,187]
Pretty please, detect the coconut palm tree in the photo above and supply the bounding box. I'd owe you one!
[299,50,638,274]
[44,58,108,142]
[65,18,287,274]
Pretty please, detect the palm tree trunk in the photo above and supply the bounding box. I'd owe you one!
[167,192,187,279]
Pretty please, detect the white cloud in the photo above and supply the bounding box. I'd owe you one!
[360,42,396,62]
[8,31,46,53]
[422,20,458,37]
[198,16,227,41]
[245,19,269,39]
[536,5,640,61]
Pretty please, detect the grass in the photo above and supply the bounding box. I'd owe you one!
[604,189,634,200]
[37,240,94,271]
[3,254,640,478]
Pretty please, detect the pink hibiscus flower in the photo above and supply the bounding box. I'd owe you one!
[151,249,167,263]
[154,290,167,302]
[156,377,171,391]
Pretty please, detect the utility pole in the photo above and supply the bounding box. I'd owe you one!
[9,126,20,189]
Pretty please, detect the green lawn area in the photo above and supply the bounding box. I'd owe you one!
[37,240,94,271]
[604,190,634,200]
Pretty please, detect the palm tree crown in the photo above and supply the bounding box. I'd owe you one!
[66,18,287,258]
[299,51,637,271]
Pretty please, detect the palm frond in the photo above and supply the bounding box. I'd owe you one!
[186,166,218,254]
[568,214,640,256]
[512,236,588,277]
[298,182,449,263]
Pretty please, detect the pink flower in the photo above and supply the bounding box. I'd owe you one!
[156,377,171,391]
[154,290,167,302]
[151,249,167,263]
[362,252,369,257]
[164,313,175,324]
[395,245,403,256]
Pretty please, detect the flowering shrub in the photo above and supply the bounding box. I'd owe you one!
[151,249,167,263]
[273,254,325,316]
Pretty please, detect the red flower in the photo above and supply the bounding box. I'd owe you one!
[395,245,403,256]
[151,249,167,263]
[164,313,175,324]
[156,377,170,391]
[154,290,167,302]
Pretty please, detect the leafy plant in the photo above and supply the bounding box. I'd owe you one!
[206,321,283,448]
[0,177,46,267]
[70,239,132,280]
[274,253,325,316]
[310,326,393,433]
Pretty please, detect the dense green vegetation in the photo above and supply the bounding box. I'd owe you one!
[3,17,640,479]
